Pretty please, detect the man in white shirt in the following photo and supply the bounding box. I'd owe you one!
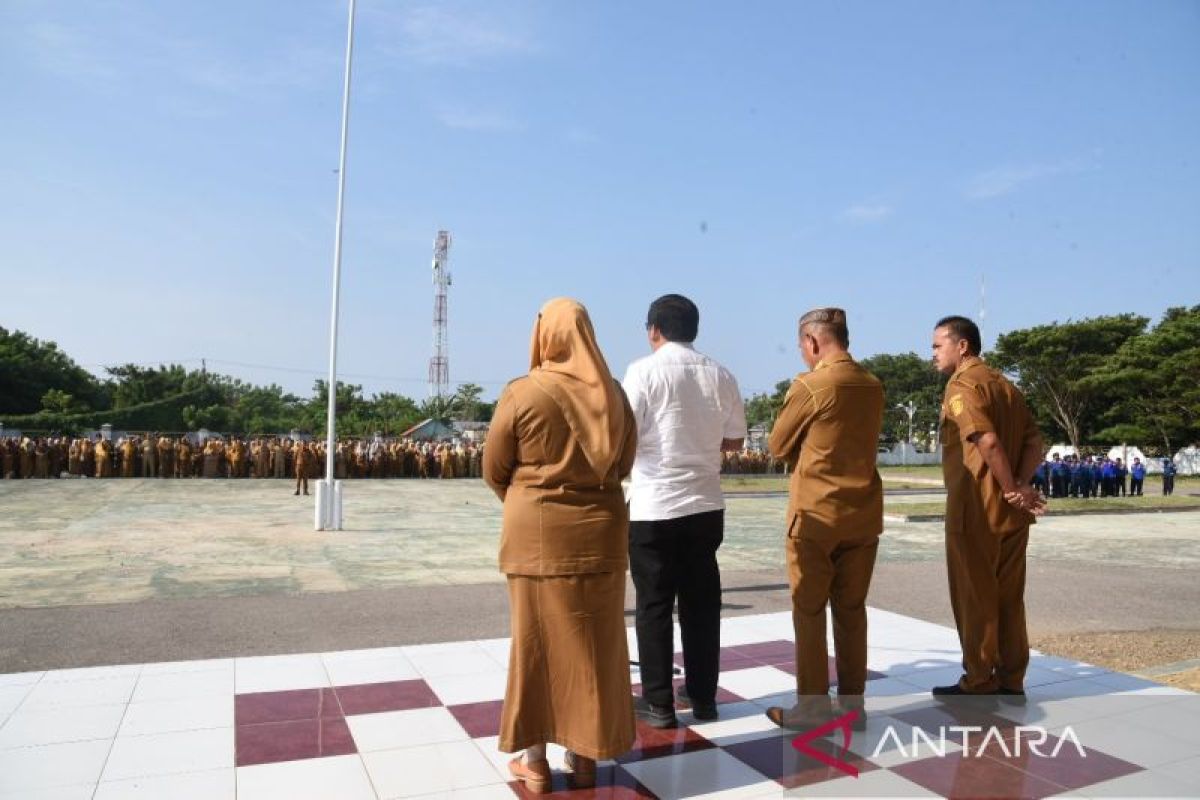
[623,294,747,728]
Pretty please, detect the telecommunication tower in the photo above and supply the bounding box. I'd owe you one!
[428,231,452,399]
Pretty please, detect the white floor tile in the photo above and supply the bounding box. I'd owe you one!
[1076,769,1197,797]
[131,669,232,703]
[716,666,796,701]
[101,727,233,781]
[94,767,235,799]
[474,637,513,669]
[0,683,35,717]
[405,647,501,680]
[364,739,502,798]
[888,665,964,691]
[1115,702,1200,746]
[139,658,233,677]
[0,703,125,749]
[423,669,508,706]
[622,747,777,799]
[687,701,780,746]
[1052,716,1198,768]
[786,768,939,797]
[346,706,469,752]
[7,785,96,800]
[234,653,329,693]
[42,664,142,684]
[0,670,45,687]
[236,754,376,800]
[118,696,233,737]
[324,653,420,686]
[0,739,112,792]
[21,676,137,710]
[1153,754,1200,791]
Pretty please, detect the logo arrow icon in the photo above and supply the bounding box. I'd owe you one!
[790,709,860,778]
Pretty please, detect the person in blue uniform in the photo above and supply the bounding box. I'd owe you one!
[1162,458,1177,496]
[1130,458,1146,496]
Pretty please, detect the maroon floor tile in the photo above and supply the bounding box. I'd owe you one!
[335,678,440,715]
[630,679,744,708]
[671,650,759,672]
[723,731,879,790]
[234,687,342,726]
[448,699,506,738]
[507,763,656,798]
[892,751,1066,799]
[616,720,714,764]
[770,656,886,684]
[730,640,795,663]
[235,717,356,767]
[980,736,1143,792]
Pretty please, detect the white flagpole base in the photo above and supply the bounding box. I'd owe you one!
[315,479,344,531]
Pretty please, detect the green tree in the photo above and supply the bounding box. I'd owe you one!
[859,353,945,446]
[990,314,1148,450]
[454,383,485,422]
[745,381,791,429]
[1086,306,1200,452]
[0,327,107,414]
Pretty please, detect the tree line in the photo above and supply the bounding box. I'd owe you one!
[0,328,492,436]
[3,305,1197,450]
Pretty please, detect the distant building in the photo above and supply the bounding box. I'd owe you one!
[401,419,458,442]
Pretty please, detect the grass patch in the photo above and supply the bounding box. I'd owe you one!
[886,494,1200,519]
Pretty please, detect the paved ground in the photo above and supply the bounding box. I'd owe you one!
[2,480,1198,674]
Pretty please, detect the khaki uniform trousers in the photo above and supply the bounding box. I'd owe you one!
[787,532,878,698]
[946,523,1029,693]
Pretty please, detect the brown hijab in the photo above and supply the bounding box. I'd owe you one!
[528,298,625,479]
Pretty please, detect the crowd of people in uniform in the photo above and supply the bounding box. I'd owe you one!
[720,448,787,474]
[0,435,485,490]
[1031,452,1177,498]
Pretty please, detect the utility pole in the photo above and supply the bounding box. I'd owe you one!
[896,400,917,466]
[428,231,452,401]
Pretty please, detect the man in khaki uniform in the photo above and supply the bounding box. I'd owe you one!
[931,316,1045,699]
[294,441,311,495]
[764,308,884,729]
[119,438,136,478]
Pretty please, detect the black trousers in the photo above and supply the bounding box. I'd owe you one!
[1130,477,1143,496]
[1164,476,1175,496]
[630,509,724,708]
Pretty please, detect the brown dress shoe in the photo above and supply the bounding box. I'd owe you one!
[508,757,551,794]
[564,750,596,789]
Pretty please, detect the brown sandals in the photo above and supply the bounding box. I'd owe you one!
[508,757,551,794]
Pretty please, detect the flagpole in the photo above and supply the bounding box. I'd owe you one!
[317,0,356,531]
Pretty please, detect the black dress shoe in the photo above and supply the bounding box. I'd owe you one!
[633,696,678,728]
[676,686,718,721]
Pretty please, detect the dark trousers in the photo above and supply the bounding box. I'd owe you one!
[1164,476,1175,496]
[1130,477,1143,496]
[630,509,724,708]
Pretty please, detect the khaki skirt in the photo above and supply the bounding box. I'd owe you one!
[499,571,635,760]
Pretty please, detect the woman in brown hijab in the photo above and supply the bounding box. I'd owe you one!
[484,298,639,793]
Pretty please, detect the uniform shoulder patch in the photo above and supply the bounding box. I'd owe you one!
[949,394,965,417]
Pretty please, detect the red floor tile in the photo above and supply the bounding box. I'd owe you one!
[980,735,1143,793]
[616,720,714,764]
[730,640,795,663]
[723,731,879,790]
[234,687,343,726]
[631,678,744,708]
[335,678,440,715]
[508,763,655,798]
[448,699,506,738]
[891,751,1066,799]
[235,717,356,767]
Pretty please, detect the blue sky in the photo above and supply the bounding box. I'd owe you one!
[2,0,1197,401]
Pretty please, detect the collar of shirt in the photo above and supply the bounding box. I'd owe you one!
[656,340,696,355]
[952,355,984,379]
[814,352,854,371]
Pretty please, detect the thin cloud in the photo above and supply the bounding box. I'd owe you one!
[375,5,538,67]
[842,204,893,222]
[966,156,1091,200]
[436,108,521,132]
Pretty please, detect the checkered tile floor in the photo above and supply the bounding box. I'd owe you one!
[2,609,1198,798]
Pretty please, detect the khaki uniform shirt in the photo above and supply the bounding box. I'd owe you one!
[484,377,637,576]
[768,353,885,541]
[940,356,1042,536]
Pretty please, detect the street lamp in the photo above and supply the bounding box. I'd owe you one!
[896,400,917,466]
